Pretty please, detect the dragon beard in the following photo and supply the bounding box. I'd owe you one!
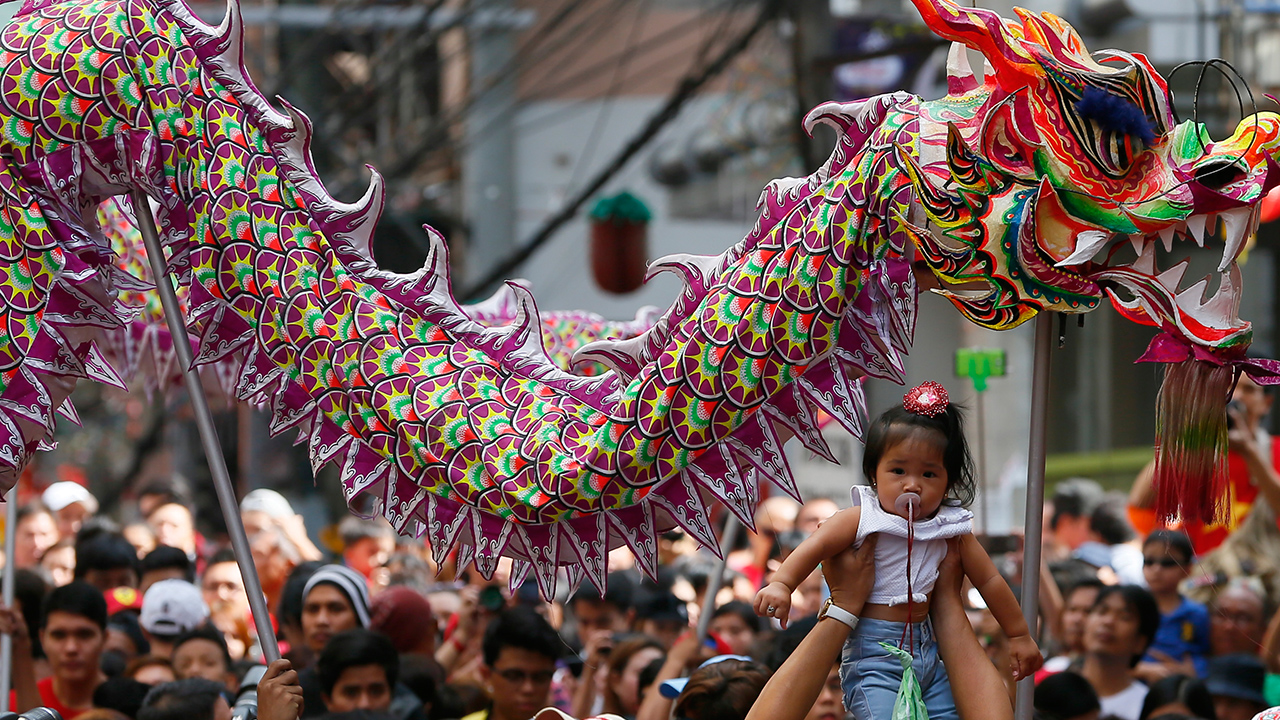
[1154,360,1234,525]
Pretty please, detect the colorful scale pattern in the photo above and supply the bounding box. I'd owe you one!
[0,0,1273,590]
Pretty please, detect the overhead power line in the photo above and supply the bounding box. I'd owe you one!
[460,0,784,301]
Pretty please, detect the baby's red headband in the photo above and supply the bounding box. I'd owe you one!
[903,381,948,418]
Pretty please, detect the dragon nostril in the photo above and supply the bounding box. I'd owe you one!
[1195,161,1247,189]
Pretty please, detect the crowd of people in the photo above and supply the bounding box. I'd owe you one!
[1,376,1279,720]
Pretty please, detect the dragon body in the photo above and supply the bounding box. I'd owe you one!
[97,196,658,393]
[0,0,1274,589]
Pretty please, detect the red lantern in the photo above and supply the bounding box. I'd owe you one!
[588,192,651,295]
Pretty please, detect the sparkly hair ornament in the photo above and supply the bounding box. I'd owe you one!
[903,381,949,418]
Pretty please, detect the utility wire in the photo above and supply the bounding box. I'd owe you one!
[460,0,784,301]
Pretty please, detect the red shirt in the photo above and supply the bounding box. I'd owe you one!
[9,676,90,720]
[1183,441,1280,555]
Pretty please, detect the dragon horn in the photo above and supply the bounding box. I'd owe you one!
[908,0,1039,91]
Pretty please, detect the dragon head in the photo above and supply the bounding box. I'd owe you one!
[901,0,1280,350]
[896,0,1280,524]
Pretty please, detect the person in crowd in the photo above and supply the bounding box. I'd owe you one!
[1135,530,1210,682]
[316,629,425,720]
[137,678,232,720]
[94,676,153,719]
[75,532,141,590]
[42,537,77,587]
[1138,674,1215,720]
[140,546,195,594]
[633,592,688,650]
[147,503,200,563]
[105,608,150,666]
[1206,654,1269,720]
[661,655,770,720]
[316,629,398,714]
[1078,585,1160,720]
[467,606,563,720]
[570,572,635,665]
[794,498,839,536]
[370,586,436,657]
[302,565,370,656]
[572,634,661,719]
[1209,577,1267,658]
[201,549,251,660]
[278,562,324,667]
[298,565,373,714]
[136,481,191,520]
[240,488,325,562]
[123,522,158,558]
[338,517,396,583]
[1047,478,1105,563]
[15,501,60,569]
[1033,671,1101,720]
[601,637,664,719]
[126,655,177,685]
[43,481,100,539]
[1082,494,1144,586]
[706,602,760,657]
[139,579,210,658]
[252,526,302,613]
[12,569,48,670]
[1131,373,1280,556]
[4,581,109,718]
[1043,578,1104,674]
[171,624,237,692]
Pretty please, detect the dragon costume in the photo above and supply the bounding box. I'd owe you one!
[0,0,1275,591]
[97,196,658,394]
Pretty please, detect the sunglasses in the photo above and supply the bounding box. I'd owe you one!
[1143,557,1182,568]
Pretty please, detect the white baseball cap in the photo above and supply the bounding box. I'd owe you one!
[240,488,295,519]
[139,580,209,637]
[41,482,99,514]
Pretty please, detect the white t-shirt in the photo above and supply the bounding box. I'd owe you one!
[1099,680,1148,720]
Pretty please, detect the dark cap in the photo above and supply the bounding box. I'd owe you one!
[1205,653,1267,705]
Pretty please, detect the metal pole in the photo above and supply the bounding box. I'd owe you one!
[1014,313,1054,720]
[976,389,987,535]
[695,516,741,644]
[0,486,17,711]
[129,190,281,663]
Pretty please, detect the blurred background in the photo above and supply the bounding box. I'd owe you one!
[3,0,1276,545]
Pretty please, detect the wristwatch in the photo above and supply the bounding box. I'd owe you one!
[818,597,859,630]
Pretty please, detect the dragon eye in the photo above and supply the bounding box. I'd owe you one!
[1101,128,1137,173]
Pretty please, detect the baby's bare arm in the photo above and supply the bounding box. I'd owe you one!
[771,507,861,589]
[959,533,1030,639]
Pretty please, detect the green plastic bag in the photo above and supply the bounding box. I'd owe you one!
[879,641,929,720]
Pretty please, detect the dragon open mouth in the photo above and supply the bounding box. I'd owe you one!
[1065,206,1260,348]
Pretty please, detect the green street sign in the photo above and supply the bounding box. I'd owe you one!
[955,348,1006,392]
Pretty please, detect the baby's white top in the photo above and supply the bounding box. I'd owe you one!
[851,484,973,606]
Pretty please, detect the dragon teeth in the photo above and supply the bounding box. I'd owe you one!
[1186,214,1207,246]
[1155,259,1190,292]
[1131,238,1158,275]
[1159,226,1176,252]
[1219,206,1252,272]
[1055,230,1110,267]
[1129,235,1145,255]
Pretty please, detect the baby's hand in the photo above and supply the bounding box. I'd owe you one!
[1007,634,1044,681]
[753,582,793,628]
